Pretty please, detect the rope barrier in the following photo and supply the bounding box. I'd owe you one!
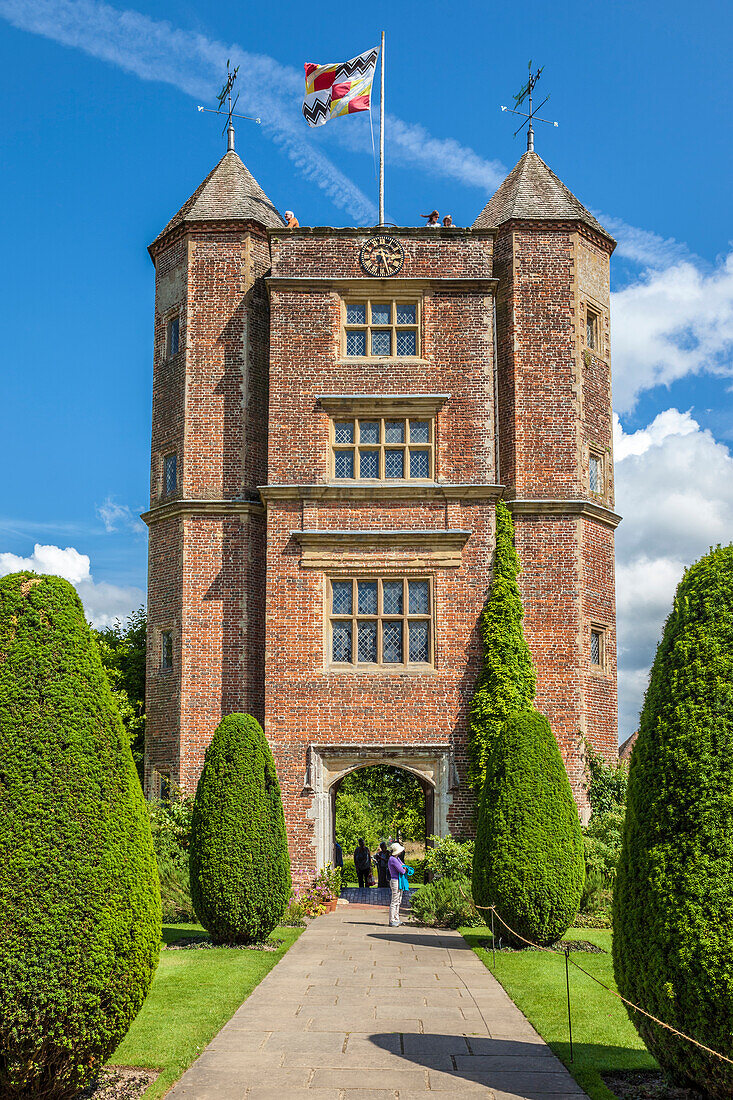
[458,888,733,1069]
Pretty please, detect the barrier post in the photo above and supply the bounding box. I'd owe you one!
[564,945,574,1063]
[491,907,496,970]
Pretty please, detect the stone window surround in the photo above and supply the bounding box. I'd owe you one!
[318,394,449,485]
[163,451,178,497]
[327,575,434,671]
[330,415,435,482]
[163,307,181,360]
[582,295,608,360]
[157,444,180,501]
[588,446,605,496]
[159,627,174,672]
[340,293,421,360]
[590,623,609,673]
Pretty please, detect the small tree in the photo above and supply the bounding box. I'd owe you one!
[190,714,291,944]
[94,607,146,782]
[467,501,536,793]
[472,710,584,946]
[614,546,733,1097]
[0,574,161,1100]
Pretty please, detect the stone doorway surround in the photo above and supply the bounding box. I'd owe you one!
[303,743,459,869]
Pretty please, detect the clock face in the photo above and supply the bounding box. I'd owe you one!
[359,235,405,277]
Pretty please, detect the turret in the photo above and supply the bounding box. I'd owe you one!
[143,151,283,795]
[474,151,620,808]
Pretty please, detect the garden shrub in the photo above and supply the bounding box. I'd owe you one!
[411,876,480,928]
[0,573,161,1100]
[613,546,733,1097]
[423,834,474,880]
[147,797,195,922]
[190,713,291,944]
[472,709,584,946]
[467,501,536,793]
[583,809,624,886]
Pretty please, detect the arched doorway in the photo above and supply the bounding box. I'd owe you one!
[330,764,434,870]
[303,742,459,869]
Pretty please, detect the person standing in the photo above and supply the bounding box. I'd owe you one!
[333,839,344,869]
[374,841,390,888]
[354,838,372,888]
[387,842,408,926]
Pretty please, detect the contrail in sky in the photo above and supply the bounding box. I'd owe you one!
[0,0,506,222]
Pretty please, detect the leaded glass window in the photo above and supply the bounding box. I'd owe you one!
[161,631,173,670]
[330,417,434,480]
[343,299,420,358]
[328,578,433,668]
[164,453,177,496]
[590,628,604,668]
[167,316,179,357]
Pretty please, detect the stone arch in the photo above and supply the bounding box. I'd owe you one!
[330,762,435,859]
[304,743,459,869]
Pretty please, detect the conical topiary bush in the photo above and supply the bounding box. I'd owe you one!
[613,546,733,1097]
[472,709,584,946]
[190,713,291,944]
[467,500,536,794]
[0,573,161,1100]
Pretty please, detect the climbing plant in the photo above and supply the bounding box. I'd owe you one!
[467,500,536,793]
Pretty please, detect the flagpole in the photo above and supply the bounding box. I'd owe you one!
[379,30,385,225]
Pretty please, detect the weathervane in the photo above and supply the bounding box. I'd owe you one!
[501,61,558,152]
[197,59,261,152]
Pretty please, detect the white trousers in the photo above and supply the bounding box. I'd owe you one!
[389,879,403,925]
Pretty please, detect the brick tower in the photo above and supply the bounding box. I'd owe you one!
[144,145,619,871]
[143,150,284,794]
[473,150,619,799]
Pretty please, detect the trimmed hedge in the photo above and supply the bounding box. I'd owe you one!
[190,713,291,944]
[467,501,536,793]
[0,573,161,1100]
[472,709,584,946]
[613,546,733,1097]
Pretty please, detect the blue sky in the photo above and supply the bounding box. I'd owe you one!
[1,0,732,738]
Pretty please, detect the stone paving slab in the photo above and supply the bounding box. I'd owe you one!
[165,907,588,1100]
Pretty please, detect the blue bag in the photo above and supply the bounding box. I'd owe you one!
[398,865,415,892]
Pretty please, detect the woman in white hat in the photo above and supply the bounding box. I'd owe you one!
[387,842,408,927]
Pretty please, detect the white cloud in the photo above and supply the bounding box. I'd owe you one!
[614,411,733,737]
[611,248,733,413]
[0,0,505,223]
[0,543,145,628]
[612,408,698,460]
[97,496,145,534]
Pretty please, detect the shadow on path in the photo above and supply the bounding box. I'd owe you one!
[368,1032,588,1097]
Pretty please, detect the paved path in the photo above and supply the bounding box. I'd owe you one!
[167,907,587,1100]
[339,886,414,908]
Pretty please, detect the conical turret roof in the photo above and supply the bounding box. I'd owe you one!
[151,150,285,248]
[473,150,614,245]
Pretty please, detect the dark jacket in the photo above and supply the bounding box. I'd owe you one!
[354,844,371,870]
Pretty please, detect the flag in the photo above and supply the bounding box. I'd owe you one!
[302,46,379,127]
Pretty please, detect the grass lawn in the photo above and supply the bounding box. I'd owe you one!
[461,926,657,1100]
[111,922,303,1099]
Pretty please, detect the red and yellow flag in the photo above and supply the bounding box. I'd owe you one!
[302,46,379,127]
